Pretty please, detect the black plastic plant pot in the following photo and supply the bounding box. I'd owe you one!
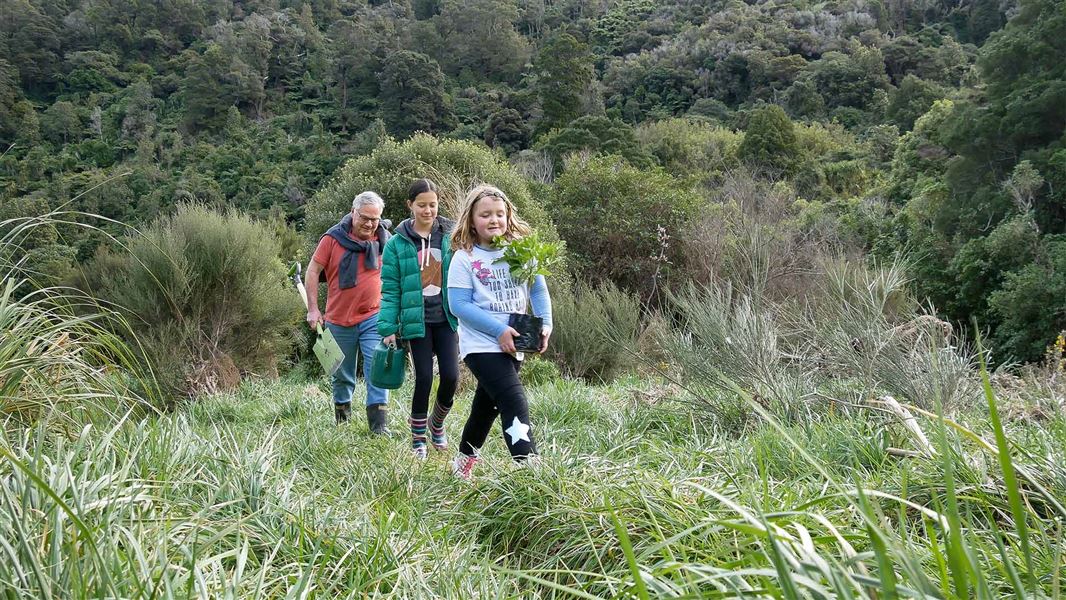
[508,313,543,353]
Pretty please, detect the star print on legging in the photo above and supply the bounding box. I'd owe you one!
[505,417,531,445]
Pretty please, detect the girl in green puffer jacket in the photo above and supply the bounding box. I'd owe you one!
[378,179,459,460]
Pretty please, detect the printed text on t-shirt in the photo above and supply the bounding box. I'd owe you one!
[472,261,526,313]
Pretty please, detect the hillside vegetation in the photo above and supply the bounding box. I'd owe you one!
[2,0,1066,596]
[2,0,1064,363]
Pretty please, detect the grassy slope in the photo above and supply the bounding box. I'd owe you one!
[2,374,1065,598]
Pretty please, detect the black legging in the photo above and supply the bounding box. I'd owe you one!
[460,352,536,461]
[408,322,459,417]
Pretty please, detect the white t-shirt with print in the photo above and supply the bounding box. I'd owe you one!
[447,245,529,359]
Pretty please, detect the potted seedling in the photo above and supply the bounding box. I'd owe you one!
[493,231,564,352]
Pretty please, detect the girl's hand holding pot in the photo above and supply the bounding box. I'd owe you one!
[498,327,520,354]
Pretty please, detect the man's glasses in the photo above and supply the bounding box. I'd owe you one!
[356,214,381,224]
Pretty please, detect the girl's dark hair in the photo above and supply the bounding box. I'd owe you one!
[407,178,439,201]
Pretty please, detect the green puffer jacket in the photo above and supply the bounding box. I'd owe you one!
[377,217,457,340]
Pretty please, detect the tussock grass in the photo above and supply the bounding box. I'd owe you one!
[647,259,983,435]
[0,278,151,427]
[2,372,1065,597]
[547,281,643,382]
[0,212,159,428]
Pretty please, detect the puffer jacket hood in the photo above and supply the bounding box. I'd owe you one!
[397,216,455,276]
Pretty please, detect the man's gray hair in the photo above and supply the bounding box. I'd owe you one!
[352,191,385,211]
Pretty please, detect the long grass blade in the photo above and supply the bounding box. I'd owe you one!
[975,332,1035,594]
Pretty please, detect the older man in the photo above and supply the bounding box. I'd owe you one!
[306,191,391,432]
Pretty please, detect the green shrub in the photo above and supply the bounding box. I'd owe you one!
[990,235,1066,362]
[533,115,653,173]
[792,121,875,201]
[550,154,699,301]
[546,280,642,382]
[93,204,302,399]
[519,354,562,387]
[947,216,1040,331]
[634,118,742,182]
[737,104,800,174]
[0,196,78,294]
[303,133,556,248]
[886,75,947,131]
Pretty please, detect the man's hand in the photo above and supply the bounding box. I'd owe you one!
[382,334,397,348]
[497,327,520,354]
[303,259,326,330]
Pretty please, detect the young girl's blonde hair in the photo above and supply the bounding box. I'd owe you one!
[450,184,531,250]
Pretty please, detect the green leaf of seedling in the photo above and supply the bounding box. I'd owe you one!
[492,232,564,289]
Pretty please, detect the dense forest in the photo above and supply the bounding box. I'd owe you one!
[1,0,1064,366]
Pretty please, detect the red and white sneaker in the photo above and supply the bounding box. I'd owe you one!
[451,453,479,481]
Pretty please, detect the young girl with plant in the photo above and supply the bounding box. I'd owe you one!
[379,178,459,460]
[446,184,554,480]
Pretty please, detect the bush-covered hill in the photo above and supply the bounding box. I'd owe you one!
[2,0,1063,364]
[4,2,1066,594]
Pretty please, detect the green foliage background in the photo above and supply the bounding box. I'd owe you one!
[1,0,1063,364]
